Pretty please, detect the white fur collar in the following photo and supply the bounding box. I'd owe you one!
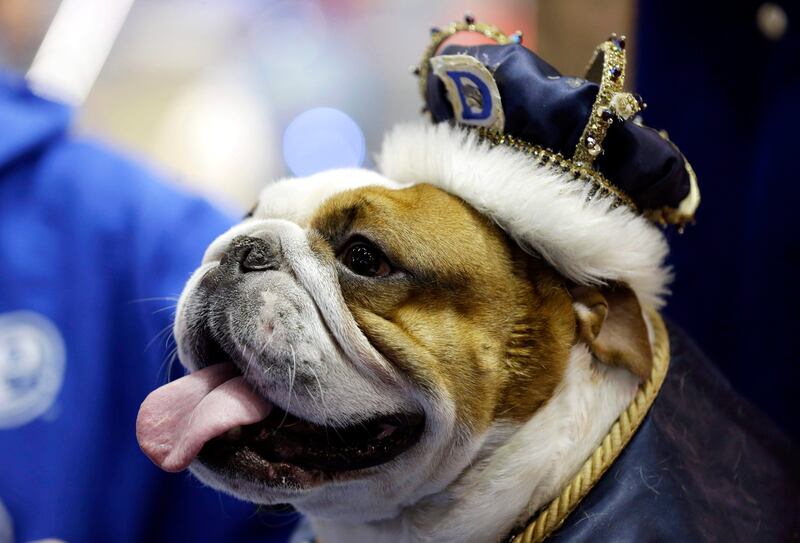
[254,123,671,308]
[377,122,671,308]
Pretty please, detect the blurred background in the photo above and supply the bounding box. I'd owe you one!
[1,0,797,440]
[0,0,635,210]
[2,3,797,541]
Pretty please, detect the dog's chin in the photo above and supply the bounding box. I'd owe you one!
[187,331,426,498]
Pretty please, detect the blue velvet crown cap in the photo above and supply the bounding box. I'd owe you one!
[418,20,699,227]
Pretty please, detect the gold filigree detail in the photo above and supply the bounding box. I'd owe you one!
[572,37,641,166]
[473,127,638,211]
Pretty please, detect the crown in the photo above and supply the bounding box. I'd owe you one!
[412,14,699,229]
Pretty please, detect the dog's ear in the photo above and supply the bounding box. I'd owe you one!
[569,284,652,381]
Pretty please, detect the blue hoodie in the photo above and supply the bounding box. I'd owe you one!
[0,73,297,542]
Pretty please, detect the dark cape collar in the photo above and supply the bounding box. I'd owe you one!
[512,317,799,542]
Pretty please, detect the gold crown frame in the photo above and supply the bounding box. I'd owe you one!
[412,14,699,227]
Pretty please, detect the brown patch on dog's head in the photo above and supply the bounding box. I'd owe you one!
[309,183,578,432]
[310,183,653,436]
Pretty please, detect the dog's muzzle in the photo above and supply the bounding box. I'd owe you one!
[137,223,425,490]
[221,234,282,273]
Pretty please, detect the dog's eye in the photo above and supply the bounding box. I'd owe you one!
[341,241,392,278]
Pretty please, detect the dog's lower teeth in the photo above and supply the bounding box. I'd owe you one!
[224,426,243,441]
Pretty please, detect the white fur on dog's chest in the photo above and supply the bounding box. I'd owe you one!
[311,344,639,543]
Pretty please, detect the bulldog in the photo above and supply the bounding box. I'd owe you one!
[136,165,657,543]
[135,20,800,543]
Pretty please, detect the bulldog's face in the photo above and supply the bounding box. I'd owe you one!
[138,169,650,522]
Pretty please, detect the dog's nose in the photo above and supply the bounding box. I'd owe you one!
[222,234,280,273]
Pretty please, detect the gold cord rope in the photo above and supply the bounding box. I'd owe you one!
[509,308,670,543]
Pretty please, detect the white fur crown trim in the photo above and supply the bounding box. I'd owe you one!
[377,122,671,307]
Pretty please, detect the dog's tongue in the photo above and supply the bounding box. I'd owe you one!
[136,363,272,472]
